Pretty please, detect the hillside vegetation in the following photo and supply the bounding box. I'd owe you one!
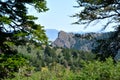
[3,44,120,80]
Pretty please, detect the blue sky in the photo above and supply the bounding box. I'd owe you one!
[28,0,115,32]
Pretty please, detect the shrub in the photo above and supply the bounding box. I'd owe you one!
[0,54,27,79]
[73,58,120,80]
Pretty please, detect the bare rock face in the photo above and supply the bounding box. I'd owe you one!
[52,31,75,48]
[52,31,113,51]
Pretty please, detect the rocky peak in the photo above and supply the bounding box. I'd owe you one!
[52,31,75,48]
[58,31,74,39]
[52,31,113,51]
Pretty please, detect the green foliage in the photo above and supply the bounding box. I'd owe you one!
[73,58,120,80]
[3,43,120,80]
[0,0,48,79]
[0,0,48,54]
[0,16,12,24]
[5,57,120,80]
[0,54,27,79]
[15,45,96,71]
[15,44,44,70]
[6,63,76,80]
[34,0,49,12]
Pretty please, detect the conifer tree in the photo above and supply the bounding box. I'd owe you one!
[0,0,48,54]
[73,0,120,60]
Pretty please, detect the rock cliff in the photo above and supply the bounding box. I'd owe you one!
[52,31,113,51]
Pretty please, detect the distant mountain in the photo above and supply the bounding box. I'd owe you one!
[52,31,114,51]
[45,29,59,41]
[45,29,86,41]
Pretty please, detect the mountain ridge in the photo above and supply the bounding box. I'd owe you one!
[52,31,114,51]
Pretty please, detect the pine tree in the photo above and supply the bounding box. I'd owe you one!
[0,0,48,54]
[73,0,120,60]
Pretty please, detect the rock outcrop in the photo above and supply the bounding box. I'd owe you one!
[52,31,113,51]
[52,31,75,48]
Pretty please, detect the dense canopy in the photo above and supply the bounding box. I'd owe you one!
[0,0,48,53]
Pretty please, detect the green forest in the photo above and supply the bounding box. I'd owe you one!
[0,0,120,80]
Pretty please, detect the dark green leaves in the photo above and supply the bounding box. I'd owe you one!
[0,0,48,47]
[26,15,38,20]
[0,1,48,78]
[34,0,49,12]
[0,16,12,24]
